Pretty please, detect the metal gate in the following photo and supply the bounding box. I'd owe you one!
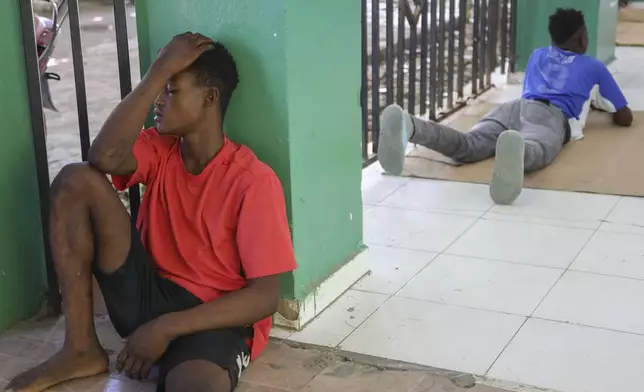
[18,0,139,313]
[361,0,517,165]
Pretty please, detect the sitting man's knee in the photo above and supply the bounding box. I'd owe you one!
[165,361,231,392]
[51,162,106,198]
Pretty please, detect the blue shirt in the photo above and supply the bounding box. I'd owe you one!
[522,46,628,120]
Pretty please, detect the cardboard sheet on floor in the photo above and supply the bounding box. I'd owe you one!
[402,111,644,197]
[617,22,644,47]
[619,5,644,23]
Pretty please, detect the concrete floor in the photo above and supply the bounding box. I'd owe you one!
[0,315,511,392]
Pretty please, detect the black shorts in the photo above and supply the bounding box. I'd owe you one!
[93,223,251,391]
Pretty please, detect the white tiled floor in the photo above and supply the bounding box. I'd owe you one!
[280,47,644,392]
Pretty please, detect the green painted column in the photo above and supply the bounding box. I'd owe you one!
[135,0,364,326]
[0,2,48,331]
[514,0,618,71]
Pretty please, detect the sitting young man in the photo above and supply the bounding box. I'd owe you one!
[378,8,632,205]
[7,33,296,392]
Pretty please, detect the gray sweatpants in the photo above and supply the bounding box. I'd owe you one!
[410,99,569,172]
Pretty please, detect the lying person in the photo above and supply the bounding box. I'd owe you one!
[7,32,297,392]
[378,8,632,205]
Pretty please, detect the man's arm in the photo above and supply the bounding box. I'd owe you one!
[87,70,168,175]
[88,33,214,175]
[593,61,632,127]
[161,275,281,337]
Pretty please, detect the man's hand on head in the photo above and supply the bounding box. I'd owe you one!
[150,32,215,79]
[117,318,173,380]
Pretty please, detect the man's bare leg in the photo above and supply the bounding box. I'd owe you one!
[6,163,133,392]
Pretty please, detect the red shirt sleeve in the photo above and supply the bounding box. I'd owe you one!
[237,171,297,279]
[112,128,172,191]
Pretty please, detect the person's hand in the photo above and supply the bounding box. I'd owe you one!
[117,318,173,380]
[151,32,214,77]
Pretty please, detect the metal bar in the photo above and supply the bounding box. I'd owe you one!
[487,0,498,84]
[361,0,369,161]
[396,0,405,106]
[406,5,417,115]
[479,0,488,91]
[68,0,91,161]
[112,0,140,222]
[456,0,466,98]
[500,0,509,73]
[371,0,381,154]
[113,0,132,99]
[419,0,429,114]
[386,0,394,106]
[485,0,495,85]
[429,0,438,120]
[18,0,62,315]
[471,0,480,95]
[509,0,517,73]
[437,0,446,113]
[447,0,456,109]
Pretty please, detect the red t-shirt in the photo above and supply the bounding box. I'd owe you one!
[112,128,297,360]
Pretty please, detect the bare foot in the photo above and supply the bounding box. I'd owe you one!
[5,346,109,392]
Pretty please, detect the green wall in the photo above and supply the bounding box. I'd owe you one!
[515,0,617,71]
[596,0,619,63]
[0,2,48,331]
[135,0,364,300]
[284,0,364,298]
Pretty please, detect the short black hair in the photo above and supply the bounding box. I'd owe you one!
[188,42,239,116]
[548,8,586,46]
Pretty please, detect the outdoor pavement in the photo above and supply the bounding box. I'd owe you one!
[0,315,510,392]
[12,1,644,391]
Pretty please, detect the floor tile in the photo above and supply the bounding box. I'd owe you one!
[243,341,333,390]
[445,219,593,268]
[571,230,644,280]
[87,376,148,392]
[410,377,509,392]
[236,381,295,391]
[352,245,437,295]
[269,327,294,340]
[599,221,644,236]
[534,271,644,334]
[2,317,66,344]
[0,335,59,360]
[483,212,599,230]
[289,290,388,348]
[0,353,37,382]
[621,88,644,111]
[301,362,425,392]
[604,196,644,227]
[339,297,525,375]
[488,318,644,392]
[379,180,493,214]
[397,255,562,316]
[362,164,409,206]
[488,188,618,223]
[364,206,477,253]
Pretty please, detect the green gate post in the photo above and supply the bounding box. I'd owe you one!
[135,0,366,329]
[514,0,619,72]
[0,2,48,331]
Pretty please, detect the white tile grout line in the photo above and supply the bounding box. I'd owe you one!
[333,196,497,351]
[482,195,624,377]
[366,173,411,206]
